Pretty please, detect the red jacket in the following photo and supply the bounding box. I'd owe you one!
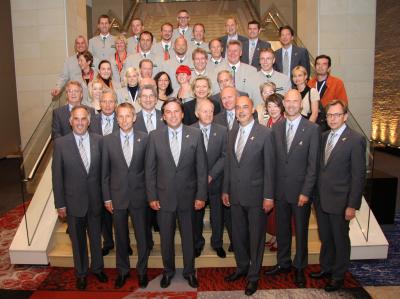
[308,75,348,107]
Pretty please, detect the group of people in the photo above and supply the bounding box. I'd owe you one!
[51,9,365,297]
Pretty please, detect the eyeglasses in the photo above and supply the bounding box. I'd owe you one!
[140,95,156,100]
[158,79,170,83]
[326,113,345,119]
[178,17,189,20]
[67,89,80,94]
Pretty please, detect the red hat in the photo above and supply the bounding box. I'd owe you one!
[175,65,191,76]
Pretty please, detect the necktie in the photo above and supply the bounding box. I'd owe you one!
[236,127,246,162]
[136,42,140,53]
[283,50,289,76]
[179,58,183,63]
[324,132,337,165]
[103,117,112,135]
[201,127,209,151]
[214,61,218,65]
[266,74,271,79]
[228,111,234,130]
[102,36,106,45]
[249,41,256,63]
[164,44,170,60]
[231,65,236,87]
[123,135,132,166]
[78,137,90,173]
[170,130,180,166]
[286,123,294,152]
[196,42,200,46]
[143,53,147,58]
[182,29,185,35]
[146,113,154,132]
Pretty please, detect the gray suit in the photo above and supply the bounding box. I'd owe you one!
[219,34,248,58]
[145,125,208,277]
[274,45,310,79]
[102,129,149,276]
[153,42,176,63]
[272,117,320,270]
[134,110,165,133]
[88,35,116,63]
[315,126,366,280]
[223,121,275,282]
[52,132,104,278]
[89,113,119,136]
[125,51,161,75]
[172,27,193,42]
[126,36,139,55]
[108,54,130,84]
[241,39,271,70]
[52,105,95,139]
[55,54,81,90]
[191,122,230,250]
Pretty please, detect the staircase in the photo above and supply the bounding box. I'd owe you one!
[48,208,321,268]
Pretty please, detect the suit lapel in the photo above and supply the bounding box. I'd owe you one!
[130,130,143,169]
[230,126,240,165]
[70,133,89,175]
[156,110,164,128]
[325,126,350,167]
[163,127,177,168]
[291,45,299,69]
[282,119,288,154]
[177,126,189,167]
[288,117,306,156]
[238,123,258,164]
[112,131,129,169]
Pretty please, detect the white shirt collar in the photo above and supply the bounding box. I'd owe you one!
[331,123,347,136]
[120,128,133,138]
[229,61,241,69]
[162,40,172,48]
[142,109,156,116]
[100,33,110,39]
[261,69,274,76]
[176,55,186,62]
[211,57,222,63]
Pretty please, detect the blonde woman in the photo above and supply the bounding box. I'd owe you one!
[109,34,129,84]
[88,78,103,112]
[116,67,141,111]
[256,82,276,126]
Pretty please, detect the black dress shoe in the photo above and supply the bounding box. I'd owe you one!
[153,224,160,232]
[195,247,202,258]
[138,274,148,288]
[115,273,130,289]
[184,274,199,288]
[245,281,258,296]
[102,247,113,256]
[264,265,292,275]
[324,279,344,292]
[310,271,332,279]
[228,244,234,252]
[76,277,87,290]
[128,246,133,256]
[94,271,108,283]
[160,274,172,288]
[224,271,246,282]
[214,247,226,258]
[294,269,306,288]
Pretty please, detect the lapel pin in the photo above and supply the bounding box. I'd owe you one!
[302,128,305,132]
[137,138,141,142]
[186,134,190,138]
[213,132,217,136]
[342,137,347,141]
[250,136,255,141]
[294,52,298,56]
[299,141,303,145]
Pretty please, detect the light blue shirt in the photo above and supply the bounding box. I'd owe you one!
[120,128,134,149]
[168,124,183,149]
[101,112,115,134]
[73,131,91,165]
[235,119,255,151]
[282,44,292,70]
[142,109,157,130]
[328,123,347,149]
[286,114,302,136]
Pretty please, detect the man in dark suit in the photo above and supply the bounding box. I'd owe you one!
[191,99,228,259]
[52,80,95,139]
[273,25,310,78]
[241,20,271,70]
[102,102,149,289]
[52,105,107,290]
[219,17,248,58]
[214,86,240,132]
[145,98,208,289]
[222,96,275,296]
[310,100,366,292]
[265,89,320,288]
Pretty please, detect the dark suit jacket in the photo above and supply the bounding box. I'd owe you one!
[241,39,271,70]
[191,122,227,195]
[89,113,119,135]
[219,34,248,57]
[134,109,165,133]
[213,110,239,132]
[223,121,275,207]
[318,126,366,215]
[274,44,310,78]
[52,105,95,139]
[145,125,208,212]
[210,90,248,111]
[272,117,320,203]
[183,98,221,126]
[52,132,103,217]
[102,129,148,210]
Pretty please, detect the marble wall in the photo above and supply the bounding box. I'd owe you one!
[11,0,87,148]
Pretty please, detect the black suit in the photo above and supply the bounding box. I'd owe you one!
[241,39,271,70]
[315,126,366,280]
[183,99,221,126]
[223,121,275,282]
[219,34,248,58]
[52,132,104,278]
[191,122,230,250]
[52,104,95,139]
[274,45,310,79]
[102,129,149,276]
[145,125,208,277]
[89,113,119,135]
[272,117,320,270]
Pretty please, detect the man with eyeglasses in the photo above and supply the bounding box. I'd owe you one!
[52,80,95,139]
[172,10,193,42]
[310,100,366,292]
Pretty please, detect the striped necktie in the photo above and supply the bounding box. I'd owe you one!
[236,127,246,162]
[286,123,294,152]
[103,117,112,135]
[122,135,132,166]
[146,113,155,132]
[324,132,337,165]
[78,137,90,173]
[170,130,180,166]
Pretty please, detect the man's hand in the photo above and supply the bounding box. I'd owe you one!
[51,88,61,96]
[263,199,274,213]
[149,200,161,211]
[208,175,213,184]
[104,201,113,214]
[57,207,67,219]
[221,193,230,207]
[298,194,309,207]
[345,207,356,221]
[194,199,205,210]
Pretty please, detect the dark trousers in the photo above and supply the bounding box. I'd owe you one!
[276,199,311,270]
[146,207,157,250]
[67,213,103,278]
[315,201,350,280]
[231,204,266,282]
[113,203,149,276]
[158,209,195,277]
[101,206,114,249]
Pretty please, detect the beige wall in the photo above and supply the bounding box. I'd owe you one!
[11,0,87,149]
[297,0,318,58]
[250,0,295,28]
